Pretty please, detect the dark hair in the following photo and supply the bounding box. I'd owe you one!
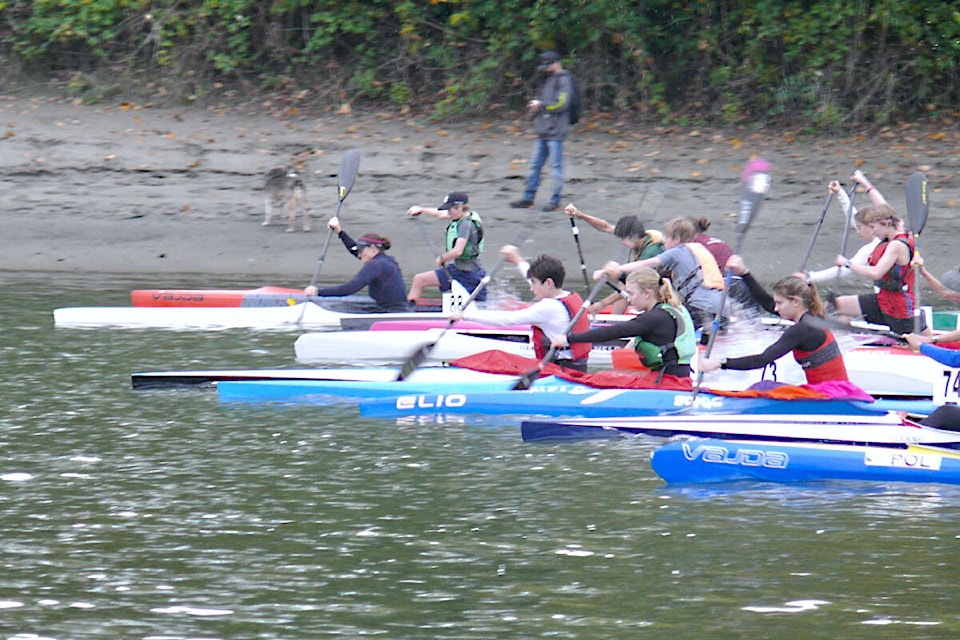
[614,215,645,239]
[527,254,566,288]
[357,233,391,251]
[688,216,711,233]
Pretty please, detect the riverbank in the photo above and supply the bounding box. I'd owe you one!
[2,93,958,292]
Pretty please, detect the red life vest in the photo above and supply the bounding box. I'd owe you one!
[792,328,849,384]
[868,232,915,319]
[531,292,592,362]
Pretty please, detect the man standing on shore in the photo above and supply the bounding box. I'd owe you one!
[511,50,573,213]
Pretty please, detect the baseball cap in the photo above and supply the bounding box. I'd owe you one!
[537,51,560,70]
[438,192,469,210]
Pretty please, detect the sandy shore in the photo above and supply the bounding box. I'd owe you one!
[2,93,957,293]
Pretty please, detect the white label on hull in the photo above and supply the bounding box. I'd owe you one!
[864,449,943,470]
[935,367,960,405]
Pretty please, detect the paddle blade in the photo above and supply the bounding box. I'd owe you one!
[905,171,929,235]
[338,149,361,202]
[735,158,771,238]
[395,343,434,381]
[511,366,542,391]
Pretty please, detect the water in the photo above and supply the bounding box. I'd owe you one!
[2,273,960,639]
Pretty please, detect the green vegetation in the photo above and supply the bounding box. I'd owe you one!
[2,0,958,129]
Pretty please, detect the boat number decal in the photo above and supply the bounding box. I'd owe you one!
[152,293,206,301]
[681,442,788,469]
[934,367,960,405]
[394,394,467,410]
[864,449,943,471]
[673,394,724,409]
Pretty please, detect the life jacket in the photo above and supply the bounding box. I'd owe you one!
[629,230,665,262]
[631,303,697,370]
[868,233,915,319]
[532,292,592,361]
[792,321,849,384]
[446,211,484,261]
[672,242,725,302]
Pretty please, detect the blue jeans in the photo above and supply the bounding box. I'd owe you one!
[524,138,564,203]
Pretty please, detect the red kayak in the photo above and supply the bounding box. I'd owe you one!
[131,287,307,308]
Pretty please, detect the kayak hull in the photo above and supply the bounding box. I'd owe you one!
[520,412,958,448]
[651,439,960,484]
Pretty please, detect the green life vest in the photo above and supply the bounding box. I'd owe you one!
[445,211,484,261]
[631,303,697,370]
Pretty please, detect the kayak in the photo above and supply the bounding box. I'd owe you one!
[650,438,960,485]
[132,286,308,307]
[217,374,579,403]
[521,412,960,448]
[360,385,936,420]
[131,366,453,389]
[53,302,520,331]
[292,329,630,367]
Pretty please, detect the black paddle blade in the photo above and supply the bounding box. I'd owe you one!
[395,343,433,381]
[338,149,361,202]
[905,171,929,235]
[511,366,542,391]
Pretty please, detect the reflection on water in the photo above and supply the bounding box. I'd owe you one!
[2,274,959,639]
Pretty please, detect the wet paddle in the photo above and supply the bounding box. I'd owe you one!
[691,157,771,399]
[510,244,631,391]
[308,149,361,288]
[395,224,533,381]
[905,171,929,333]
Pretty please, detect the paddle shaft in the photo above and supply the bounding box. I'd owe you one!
[905,172,929,334]
[568,216,592,290]
[797,192,833,272]
[835,182,858,284]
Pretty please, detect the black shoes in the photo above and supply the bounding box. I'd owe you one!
[542,201,560,212]
[510,199,534,209]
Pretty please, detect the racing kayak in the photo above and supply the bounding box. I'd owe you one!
[521,412,959,448]
[292,329,629,367]
[217,374,579,403]
[131,286,308,307]
[359,386,935,420]
[650,438,960,484]
[131,366,454,389]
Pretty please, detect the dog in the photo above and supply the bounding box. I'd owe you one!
[263,164,309,232]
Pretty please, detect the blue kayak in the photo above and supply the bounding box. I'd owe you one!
[358,385,937,420]
[651,438,960,485]
[217,375,579,403]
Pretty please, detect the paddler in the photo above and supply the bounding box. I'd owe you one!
[596,216,726,343]
[303,217,409,312]
[550,266,697,379]
[834,204,932,336]
[450,249,592,372]
[699,256,854,387]
[405,191,487,304]
[563,204,663,315]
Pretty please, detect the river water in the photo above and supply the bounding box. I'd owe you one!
[2,273,959,639]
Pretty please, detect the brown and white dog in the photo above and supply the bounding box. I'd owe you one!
[263,164,309,232]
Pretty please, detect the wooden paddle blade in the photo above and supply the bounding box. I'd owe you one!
[511,366,542,391]
[395,343,433,381]
[905,171,929,235]
[338,149,361,202]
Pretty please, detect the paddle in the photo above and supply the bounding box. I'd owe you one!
[510,243,632,391]
[567,214,592,291]
[691,157,771,398]
[797,191,833,272]
[307,149,361,288]
[395,224,534,381]
[835,181,858,284]
[905,171,929,333]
